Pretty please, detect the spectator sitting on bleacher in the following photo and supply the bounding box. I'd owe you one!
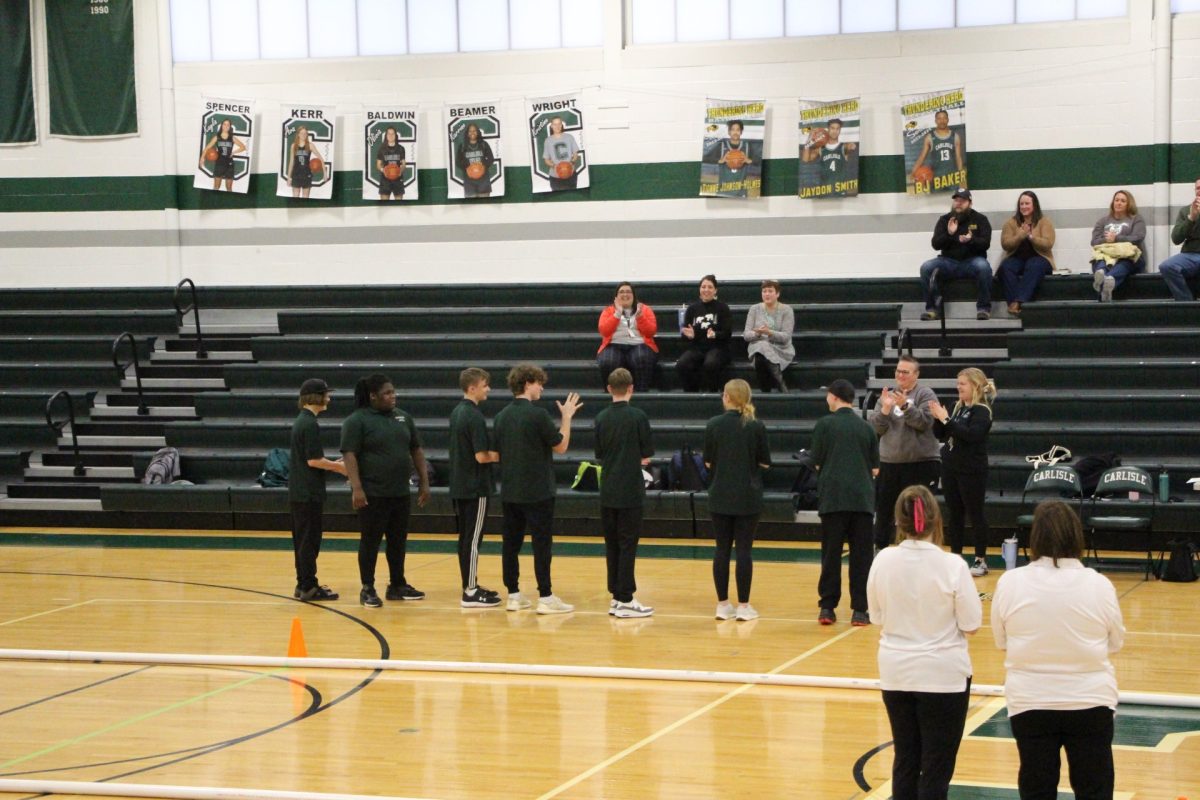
[919,187,993,321]
[997,191,1055,316]
[597,282,658,393]
[677,274,733,392]
[1158,177,1200,301]
[1090,189,1146,303]
[743,279,794,393]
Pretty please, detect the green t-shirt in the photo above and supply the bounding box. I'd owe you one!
[288,409,326,503]
[594,401,654,509]
[810,407,879,515]
[703,410,771,516]
[339,405,421,498]
[448,398,494,500]
[494,398,562,504]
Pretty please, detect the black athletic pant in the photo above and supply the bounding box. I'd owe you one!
[942,468,989,559]
[602,505,642,602]
[676,347,731,393]
[357,495,410,588]
[751,353,787,392]
[290,500,324,591]
[711,512,757,603]
[874,460,942,550]
[454,496,489,591]
[1009,706,1115,800]
[502,498,555,597]
[817,511,873,611]
[881,678,972,800]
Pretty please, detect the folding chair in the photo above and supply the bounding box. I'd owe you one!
[1086,465,1156,580]
[1015,464,1083,561]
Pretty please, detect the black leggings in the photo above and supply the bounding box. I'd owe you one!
[942,468,989,559]
[711,513,758,603]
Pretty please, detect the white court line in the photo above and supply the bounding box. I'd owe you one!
[0,599,96,627]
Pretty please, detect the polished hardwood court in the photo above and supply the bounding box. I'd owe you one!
[0,531,1197,799]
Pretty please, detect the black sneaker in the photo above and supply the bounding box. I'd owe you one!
[360,587,383,608]
[475,585,500,598]
[386,583,425,601]
[851,610,871,627]
[304,585,339,601]
[461,590,501,608]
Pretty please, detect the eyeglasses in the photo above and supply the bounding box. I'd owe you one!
[895,369,915,375]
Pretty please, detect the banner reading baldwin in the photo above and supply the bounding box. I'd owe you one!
[798,98,860,199]
[700,99,764,200]
[902,88,967,195]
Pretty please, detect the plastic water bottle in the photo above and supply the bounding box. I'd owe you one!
[1002,536,1018,570]
[677,304,687,332]
[1159,470,1170,502]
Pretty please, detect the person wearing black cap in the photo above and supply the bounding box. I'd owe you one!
[289,378,346,601]
[810,378,878,626]
[919,187,994,321]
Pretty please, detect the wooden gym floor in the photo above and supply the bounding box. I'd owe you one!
[0,529,1197,800]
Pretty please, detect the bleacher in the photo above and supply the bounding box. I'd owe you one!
[1,275,1197,547]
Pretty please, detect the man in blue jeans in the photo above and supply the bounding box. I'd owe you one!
[1159,178,1200,301]
[920,187,994,321]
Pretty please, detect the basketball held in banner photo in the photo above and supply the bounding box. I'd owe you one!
[382,163,402,181]
[725,149,747,170]
[204,147,218,162]
[310,155,324,175]
[555,161,574,179]
[913,165,934,185]
[466,162,486,180]
[808,127,829,147]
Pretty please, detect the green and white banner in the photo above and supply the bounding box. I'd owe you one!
[46,0,137,137]
[701,99,764,200]
[278,105,335,200]
[798,98,860,199]
[527,93,587,194]
[363,106,418,202]
[446,101,504,200]
[194,97,254,194]
[902,87,967,195]
[0,0,35,145]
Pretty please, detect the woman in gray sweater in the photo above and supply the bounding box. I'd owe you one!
[743,279,794,392]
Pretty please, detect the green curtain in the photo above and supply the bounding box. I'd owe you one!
[47,0,137,137]
[0,0,36,144]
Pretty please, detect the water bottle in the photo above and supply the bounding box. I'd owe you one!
[677,304,687,332]
[1002,536,1018,570]
[1159,470,1170,502]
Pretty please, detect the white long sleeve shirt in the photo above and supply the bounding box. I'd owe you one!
[867,539,982,693]
[991,557,1125,717]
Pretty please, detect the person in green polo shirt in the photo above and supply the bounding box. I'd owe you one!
[340,374,431,609]
[493,363,582,615]
[811,378,879,627]
[288,378,346,602]
[449,367,501,609]
[594,368,655,619]
[704,378,771,622]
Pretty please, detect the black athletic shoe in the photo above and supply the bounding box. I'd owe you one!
[461,590,501,608]
[360,587,383,608]
[475,584,500,598]
[386,583,425,601]
[301,585,339,601]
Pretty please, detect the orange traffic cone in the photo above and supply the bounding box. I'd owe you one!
[287,616,308,658]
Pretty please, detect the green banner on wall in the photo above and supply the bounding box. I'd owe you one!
[47,0,137,137]
[0,0,36,144]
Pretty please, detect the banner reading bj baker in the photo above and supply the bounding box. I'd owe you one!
[194,97,254,194]
[700,99,765,199]
[446,102,504,200]
[363,107,418,201]
[798,98,860,199]
[277,105,335,200]
[902,88,967,195]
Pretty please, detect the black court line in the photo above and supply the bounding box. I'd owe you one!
[853,741,892,793]
[0,665,152,718]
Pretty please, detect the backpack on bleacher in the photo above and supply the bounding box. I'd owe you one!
[790,449,819,512]
[142,446,181,485]
[668,445,708,491]
[257,448,290,488]
[571,461,602,491]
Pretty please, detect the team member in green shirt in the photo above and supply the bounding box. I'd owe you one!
[493,364,582,615]
[810,378,879,627]
[594,368,655,618]
[340,374,431,608]
[704,379,771,622]
[448,368,501,609]
[288,378,346,601]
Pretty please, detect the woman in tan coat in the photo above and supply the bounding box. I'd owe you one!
[997,190,1055,315]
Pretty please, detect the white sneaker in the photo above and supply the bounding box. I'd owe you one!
[715,601,735,620]
[609,599,618,616]
[735,603,759,621]
[1101,275,1115,303]
[613,599,654,618]
[536,594,574,615]
[1092,269,1106,293]
[970,558,989,577]
[506,592,532,612]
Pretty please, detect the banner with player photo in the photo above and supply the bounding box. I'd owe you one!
[194,97,254,194]
[901,88,967,196]
[363,106,418,202]
[527,93,587,194]
[700,99,765,199]
[277,105,335,200]
[445,102,504,200]
[798,98,860,199]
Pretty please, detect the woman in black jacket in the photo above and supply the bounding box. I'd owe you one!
[929,367,996,577]
[676,274,733,392]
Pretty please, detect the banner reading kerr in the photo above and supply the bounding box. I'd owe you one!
[363,106,418,202]
[194,97,254,194]
[527,93,587,194]
[278,105,335,200]
[446,102,503,200]
[700,99,765,199]
[798,98,860,199]
[902,88,967,195]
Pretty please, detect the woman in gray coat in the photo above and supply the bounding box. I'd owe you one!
[743,279,794,392]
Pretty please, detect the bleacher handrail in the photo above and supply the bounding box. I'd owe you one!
[44,390,85,477]
[111,332,149,416]
[173,278,208,359]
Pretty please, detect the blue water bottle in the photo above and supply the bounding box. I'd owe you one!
[1159,470,1170,502]
[677,304,687,332]
[1002,536,1018,570]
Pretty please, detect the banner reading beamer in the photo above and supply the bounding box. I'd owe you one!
[194,97,254,194]
[902,88,967,195]
[363,107,418,202]
[0,0,36,145]
[701,99,765,199]
[527,93,588,194]
[446,102,504,200]
[798,98,860,199]
[46,0,137,137]
[278,105,335,200]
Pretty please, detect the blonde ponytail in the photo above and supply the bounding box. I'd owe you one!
[723,379,756,422]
